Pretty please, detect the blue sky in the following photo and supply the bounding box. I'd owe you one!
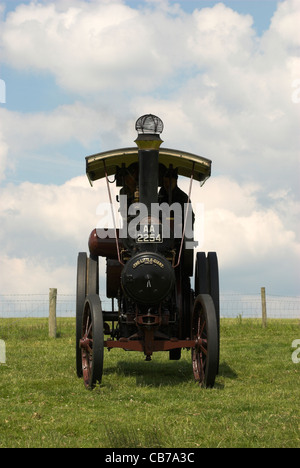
[0,0,288,186]
[0,0,299,298]
[1,1,281,118]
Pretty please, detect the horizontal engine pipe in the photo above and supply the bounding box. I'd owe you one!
[88,228,124,259]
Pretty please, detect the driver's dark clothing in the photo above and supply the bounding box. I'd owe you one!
[158,185,190,206]
[158,186,195,225]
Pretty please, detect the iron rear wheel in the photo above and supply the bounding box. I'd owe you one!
[80,294,104,390]
[194,252,208,297]
[195,252,220,374]
[191,294,218,388]
[87,255,99,295]
[207,252,220,372]
[76,254,99,379]
[76,252,87,378]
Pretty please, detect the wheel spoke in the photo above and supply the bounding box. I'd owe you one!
[85,314,92,336]
[199,319,206,338]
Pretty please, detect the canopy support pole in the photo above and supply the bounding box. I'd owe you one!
[174,161,195,269]
[103,159,124,266]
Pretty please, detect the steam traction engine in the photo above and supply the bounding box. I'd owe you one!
[76,115,220,389]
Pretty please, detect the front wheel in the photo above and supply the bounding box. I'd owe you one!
[191,294,218,388]
[80,294,104,390]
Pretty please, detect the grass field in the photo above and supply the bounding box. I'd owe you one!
[0,318,299,448]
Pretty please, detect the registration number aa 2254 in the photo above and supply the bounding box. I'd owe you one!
[136,224,163,243]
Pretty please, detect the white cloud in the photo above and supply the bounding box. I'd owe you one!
[0,175,110,294]
[0,104,125,184]
[181,175,300,294]
[0,175,106,253]
[188,3,256,67]
[267,0,300,51]
[0,1,261,95]
[0,171,298,296]
[0,254,75,295]
[0,0,188,93]
[0,104,116,151]
[1,0,299,171]
[0,0,299,296]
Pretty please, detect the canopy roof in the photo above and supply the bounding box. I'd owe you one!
[86,147,212,186]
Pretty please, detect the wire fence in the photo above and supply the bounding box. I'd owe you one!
[0,294,75,319]
[0,292,299,320]
[220,294,300,319]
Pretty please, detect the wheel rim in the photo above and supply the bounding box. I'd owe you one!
[191,294,218,388]
[76,252,87,378]
[191,303,208,384]
[80,295,104,390]
[207,252,220,373]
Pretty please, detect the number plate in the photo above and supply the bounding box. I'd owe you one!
[137,224,163,243]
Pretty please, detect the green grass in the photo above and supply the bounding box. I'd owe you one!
[0,318,299,448]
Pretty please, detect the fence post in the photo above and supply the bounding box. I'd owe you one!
[261,287,267,328]
[49,288,57,338]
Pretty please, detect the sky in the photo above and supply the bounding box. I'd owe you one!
[0,0,299,299]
